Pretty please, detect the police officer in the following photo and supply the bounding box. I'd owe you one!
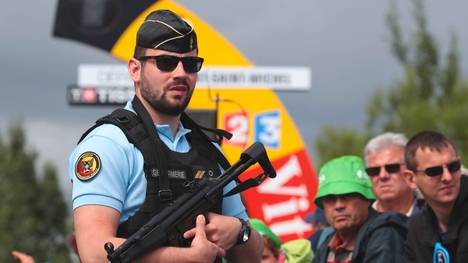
[69,9,262,263]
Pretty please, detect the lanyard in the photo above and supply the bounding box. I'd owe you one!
[433,242,450,263]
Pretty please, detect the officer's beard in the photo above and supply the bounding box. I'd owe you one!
[140,79,193,116]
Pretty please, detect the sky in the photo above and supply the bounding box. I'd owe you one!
[1,0,467,201]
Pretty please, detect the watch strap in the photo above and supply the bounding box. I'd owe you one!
[236,218,251,245]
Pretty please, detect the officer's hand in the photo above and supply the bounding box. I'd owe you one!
[205,212,242,250]
[186,214,225,262]
[184,213,241,250]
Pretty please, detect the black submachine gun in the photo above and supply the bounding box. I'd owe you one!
[104,142,276,263]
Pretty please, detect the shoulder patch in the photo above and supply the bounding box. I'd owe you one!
[75,151,101,181]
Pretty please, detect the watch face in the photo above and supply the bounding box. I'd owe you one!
[243,232,249,242]
[237,218,251,244]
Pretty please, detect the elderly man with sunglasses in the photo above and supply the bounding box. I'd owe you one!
[364,132,424,217]
[403,130,468,262]
[69,10,262,263]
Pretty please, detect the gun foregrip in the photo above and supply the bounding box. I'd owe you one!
[167,200,214,247]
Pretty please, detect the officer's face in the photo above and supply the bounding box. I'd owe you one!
[133,49,198,116]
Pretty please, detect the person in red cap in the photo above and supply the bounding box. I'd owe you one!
[70,9,262,263]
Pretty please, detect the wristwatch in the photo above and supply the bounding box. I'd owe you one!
[236,218,251,245]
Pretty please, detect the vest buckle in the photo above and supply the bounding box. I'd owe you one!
[158,189,173,201]
[116,115,130,124]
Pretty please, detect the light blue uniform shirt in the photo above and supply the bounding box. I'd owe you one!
[69,102,248,223]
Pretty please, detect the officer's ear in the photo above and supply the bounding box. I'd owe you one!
[128,58,142,83]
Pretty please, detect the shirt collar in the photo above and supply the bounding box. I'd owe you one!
[372,195,419,217]
[329,233,354,254]
[156,122,191,143]
[125,101,192,143]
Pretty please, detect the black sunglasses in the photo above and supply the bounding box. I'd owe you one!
[414,160,461,177]
[138,55,204,73]
[365,163,403,177]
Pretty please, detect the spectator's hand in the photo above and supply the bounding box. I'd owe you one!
[11,251,35,263]
[186,214,225,262]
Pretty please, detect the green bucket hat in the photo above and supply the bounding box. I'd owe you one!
[314,155,375,208]
[249,218,282,248]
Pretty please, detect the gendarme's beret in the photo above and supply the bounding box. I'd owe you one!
[136,9,197,53]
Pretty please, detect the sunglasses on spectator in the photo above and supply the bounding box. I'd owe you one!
[413,160,461,177]
[365,163,404,177]
[138,55,204,73]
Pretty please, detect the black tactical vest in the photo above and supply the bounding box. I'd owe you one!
[79,96,231,238]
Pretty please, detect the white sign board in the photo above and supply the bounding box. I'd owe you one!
[78,64,131,87]
[198,67,310,90]
[78,64,311,91]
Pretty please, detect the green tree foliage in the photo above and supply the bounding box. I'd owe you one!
[315,126,371,167]
[314,0,468,166]
[0,121,71,263]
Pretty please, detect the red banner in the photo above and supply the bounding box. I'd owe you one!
[241,148,318,242]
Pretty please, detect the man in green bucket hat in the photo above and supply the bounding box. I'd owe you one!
[312,156,408,263]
